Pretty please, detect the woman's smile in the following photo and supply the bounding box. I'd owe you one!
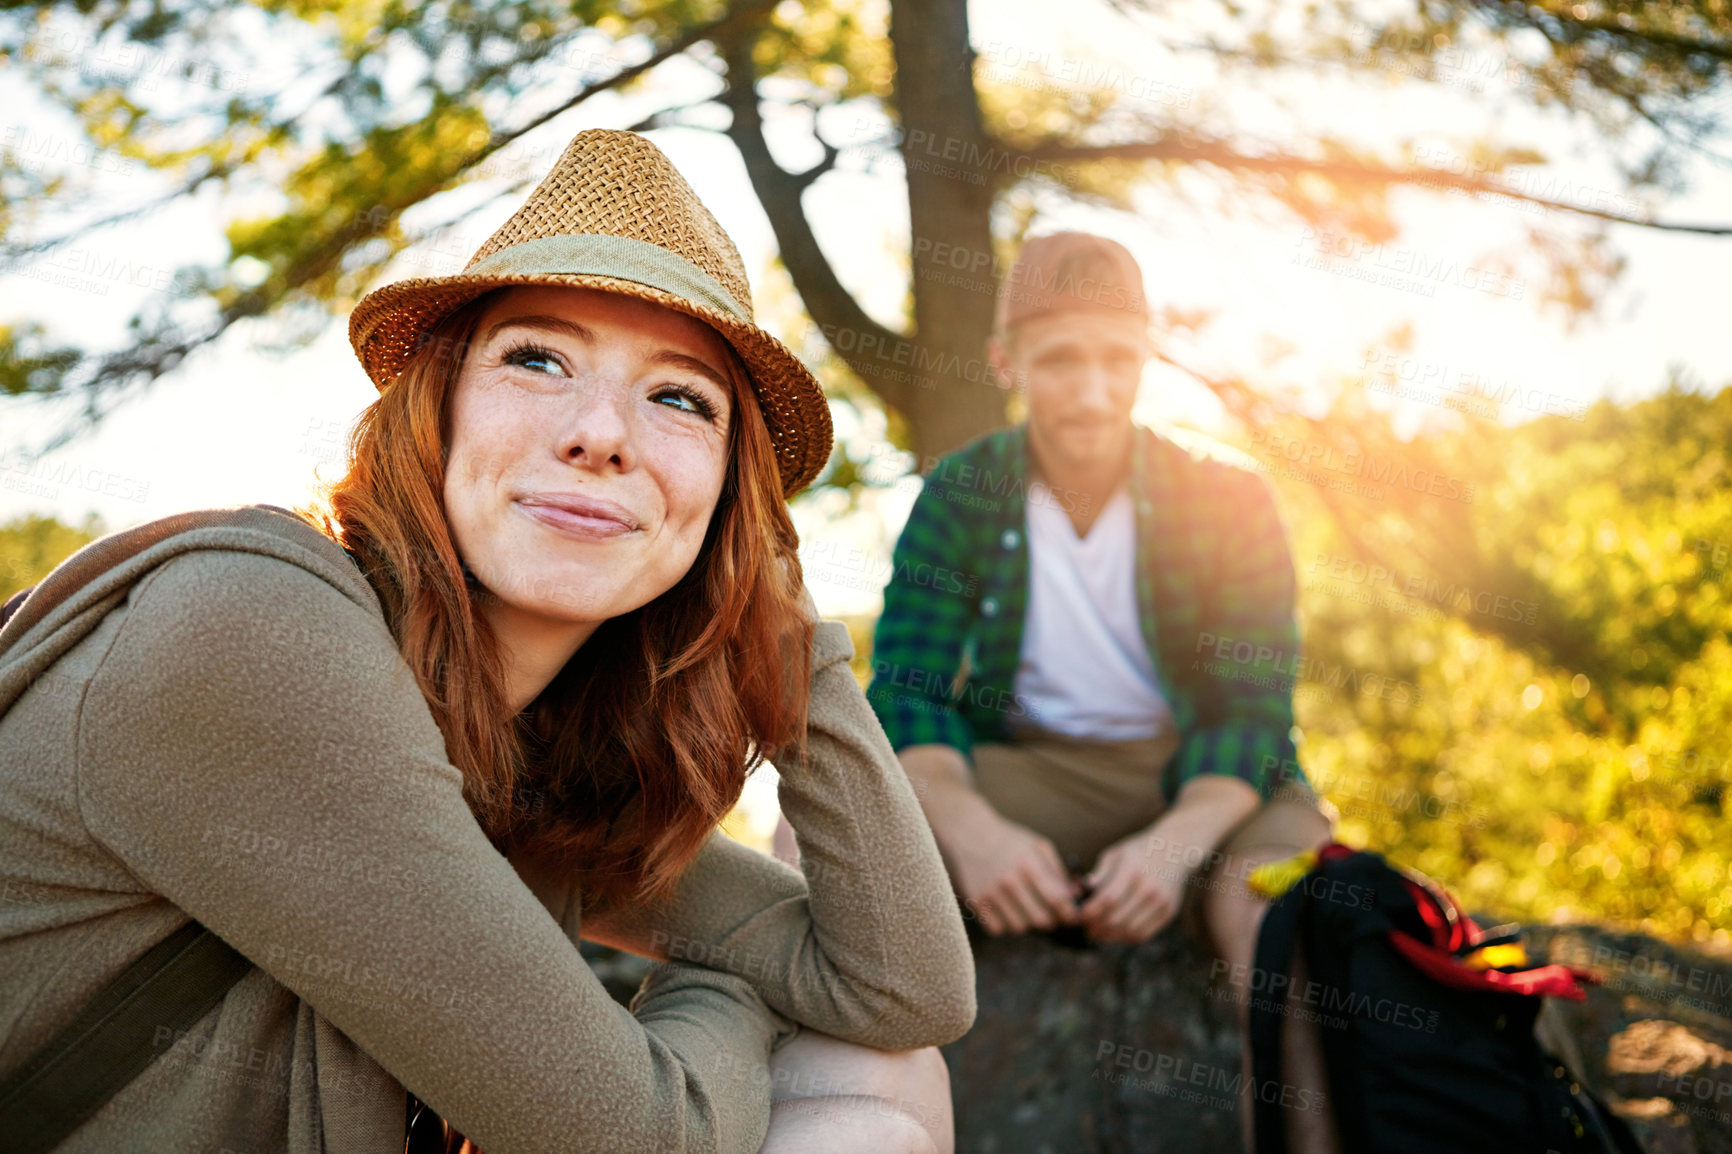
[514,490,642,540]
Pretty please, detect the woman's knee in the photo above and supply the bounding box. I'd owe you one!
[762,1032,952,1154]
[764,1093,939,1154]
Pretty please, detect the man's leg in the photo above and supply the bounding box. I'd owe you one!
[757,1031,953,1154]
[1193,792,1339,1154]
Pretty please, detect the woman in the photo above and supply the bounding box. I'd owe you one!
[0,129,975,1153]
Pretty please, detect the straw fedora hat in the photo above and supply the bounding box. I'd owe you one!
[349,128,832,496]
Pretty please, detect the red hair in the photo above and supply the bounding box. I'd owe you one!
[306,290,813,907]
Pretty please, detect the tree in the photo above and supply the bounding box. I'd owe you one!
[3,0,1729,465]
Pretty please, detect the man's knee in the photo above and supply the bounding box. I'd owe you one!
[1183,794,1332,946]
[1220,793,1334,863]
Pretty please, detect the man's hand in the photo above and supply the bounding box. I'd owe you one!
[1077,832,1187,944]
[946,806,1083,936]
[1078,774,1262,945]
[897,744,1082,936]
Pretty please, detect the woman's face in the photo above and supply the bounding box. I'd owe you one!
[443,285,736,631]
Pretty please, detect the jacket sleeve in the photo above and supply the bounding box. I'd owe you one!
[577,619,976,1054]
[864,473,979,756]
[1168,467,1303,800]
[75,551,795,1154]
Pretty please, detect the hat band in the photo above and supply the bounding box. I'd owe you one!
[463,234,747,323]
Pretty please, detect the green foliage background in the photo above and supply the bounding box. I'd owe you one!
[0,511,100,602]
[1275,383,1732,947]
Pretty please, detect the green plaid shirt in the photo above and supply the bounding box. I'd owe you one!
[866,422,1305,802]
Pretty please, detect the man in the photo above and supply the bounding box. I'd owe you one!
[863,231,1337,1152]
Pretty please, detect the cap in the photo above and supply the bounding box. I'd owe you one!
[994,231,1150,335]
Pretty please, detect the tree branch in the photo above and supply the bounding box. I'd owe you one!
[1477,0,1732,65]
[1010,137,1732,235]
[468,0,781,171]
[716,30,912,414]
[7,0,792,456]
[791,132,842,192]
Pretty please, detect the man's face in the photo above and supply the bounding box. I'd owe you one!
[996,310,1149,473]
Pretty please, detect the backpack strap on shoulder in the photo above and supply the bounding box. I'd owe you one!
[0,586,28,631]
[0,504,312,1148]
[0,922,251,1154]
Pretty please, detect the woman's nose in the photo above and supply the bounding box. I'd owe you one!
[557,387,636,474]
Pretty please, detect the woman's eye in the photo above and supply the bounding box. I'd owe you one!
[653,386,719,421]
[502,344,568,376]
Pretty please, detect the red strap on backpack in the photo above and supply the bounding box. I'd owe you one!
[1307,844,1599,1001]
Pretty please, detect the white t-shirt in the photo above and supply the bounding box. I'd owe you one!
[1011,480,1177,740]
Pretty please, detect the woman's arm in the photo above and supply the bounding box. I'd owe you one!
[577,618,977,1053]
[75,550,793,1154]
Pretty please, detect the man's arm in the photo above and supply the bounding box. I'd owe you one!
[897,743,995,840]
[864,471,979,756]
[898,743,1081,935]
[866,470,1080,935]
[1166,467,1303,800]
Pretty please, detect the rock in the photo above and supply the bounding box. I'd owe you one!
[942,924,1246,1154]
[942,921,1732,1153]
[1524,925,1732,1154]
[581,922,1732,1153]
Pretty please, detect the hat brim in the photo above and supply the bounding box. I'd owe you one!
[348,272,833,498]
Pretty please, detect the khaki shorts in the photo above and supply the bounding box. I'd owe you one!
[967,731,1329,949]
[971,730,1182,876]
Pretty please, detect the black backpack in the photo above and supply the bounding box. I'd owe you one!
[1249,844,1644,1154]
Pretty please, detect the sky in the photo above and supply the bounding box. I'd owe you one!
[4,0,1732,628]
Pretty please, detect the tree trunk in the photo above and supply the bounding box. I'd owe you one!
[720,0,1007,465]
[884,0,1009,461]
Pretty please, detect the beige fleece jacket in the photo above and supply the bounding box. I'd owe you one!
[0,506,975,1154]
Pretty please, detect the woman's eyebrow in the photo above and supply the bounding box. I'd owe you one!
[650,350,731,397]
[483,315,595,344]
